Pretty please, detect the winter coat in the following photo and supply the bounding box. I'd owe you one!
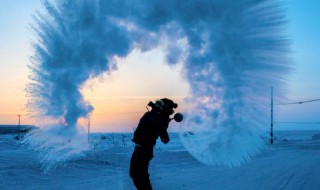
[132,109,170,149]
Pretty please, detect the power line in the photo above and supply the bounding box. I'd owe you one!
[275,98,320,105]
[275,122,320,124]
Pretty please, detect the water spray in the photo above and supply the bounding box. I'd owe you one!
[25,0,291,171]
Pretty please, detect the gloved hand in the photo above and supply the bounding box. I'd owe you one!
[161,137,170,144]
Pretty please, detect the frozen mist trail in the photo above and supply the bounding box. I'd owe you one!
[26,0,292,171]
[178,0,291,167]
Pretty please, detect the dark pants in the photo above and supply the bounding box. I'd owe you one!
[130,146,153,190]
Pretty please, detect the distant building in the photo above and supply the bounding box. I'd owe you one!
[0,125,38,134]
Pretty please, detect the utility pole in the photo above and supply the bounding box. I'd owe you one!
[18,114,21,139]
[18,114,21,127]
[87,114,90,144]
[270,87,274,144]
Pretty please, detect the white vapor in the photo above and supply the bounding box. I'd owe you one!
[26,0,291,169]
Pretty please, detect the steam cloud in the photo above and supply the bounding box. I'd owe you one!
[26,0,291,169]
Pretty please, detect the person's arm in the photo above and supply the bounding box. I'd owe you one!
[159,118,170,144]
[160,131,170,144]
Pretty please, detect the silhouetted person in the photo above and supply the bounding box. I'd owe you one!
[129,98,179,190]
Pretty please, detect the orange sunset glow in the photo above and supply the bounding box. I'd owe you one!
[0,46,189,132]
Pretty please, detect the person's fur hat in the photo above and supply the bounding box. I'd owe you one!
[147,98,178,113]
[160,98,178,109]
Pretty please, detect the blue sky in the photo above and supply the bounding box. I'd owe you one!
[273,0,320,130]
[0,0,319,131]
[285,0,320,99]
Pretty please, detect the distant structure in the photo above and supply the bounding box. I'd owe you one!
[0,125,37,134]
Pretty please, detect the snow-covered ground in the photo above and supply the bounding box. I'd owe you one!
[1,131,320,190]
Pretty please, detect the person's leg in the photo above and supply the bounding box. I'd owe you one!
[129,147,138,178]
[130,146,143,189]
[129,146,153,190]
[139,158,152,190]
[138,148,153,190]
[131,158,152,190]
